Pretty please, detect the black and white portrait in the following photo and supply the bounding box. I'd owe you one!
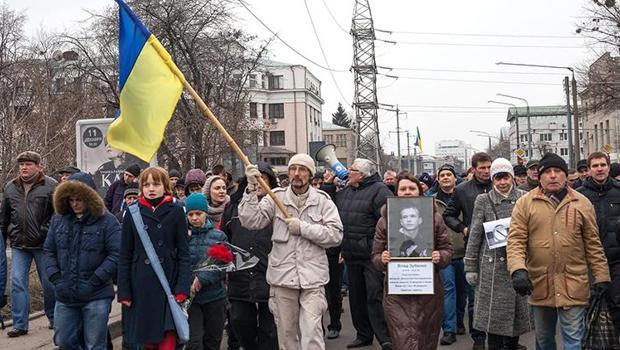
[387,197,434,259]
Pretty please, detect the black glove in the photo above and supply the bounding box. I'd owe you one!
[512,269,533,296]
[0,294,7,309]
[592,281,611,298]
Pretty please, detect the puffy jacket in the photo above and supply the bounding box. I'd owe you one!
[325,173,393,262]
[0,173,57,248]
[507,187,610,308]
[43,179,120,305]
[238,186,343,289]
[104,179,127,214]
[188,221,227,304]
[443,177,492,235]
[577,177,620,264]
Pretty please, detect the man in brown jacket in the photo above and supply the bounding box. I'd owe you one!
[507,152,610,350]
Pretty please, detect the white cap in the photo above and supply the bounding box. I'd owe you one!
[491,158,514,179]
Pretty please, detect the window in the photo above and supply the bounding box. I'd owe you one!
[336,134,347,147]
[249,103,257,118]
[269,103,284,118]
[520,134,529,142]
[262,104,267,119]
[266,157,287,166]
[249,74,257,88]
[324,135,333,144]
[559,133,568,141]
[560,148,568,156]
[270,131,285,146]
[606,120,611,145]
[268,75,283,90]
[539,133,552,142]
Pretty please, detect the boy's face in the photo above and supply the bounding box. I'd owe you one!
[125,194,138,206]
[187,210,207,228]
[175,186,185,197]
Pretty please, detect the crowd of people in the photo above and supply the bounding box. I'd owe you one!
[0,148,618,350]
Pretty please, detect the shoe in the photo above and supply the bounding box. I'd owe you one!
[473,339,486,350]
[7,329,28,337]
[440,332,456,345]
[381,342,393,350]
[347,338,373,348]
[327,329,340,339]
[456,325,466,335]
[48,321,54,330]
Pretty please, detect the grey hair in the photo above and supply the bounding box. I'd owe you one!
[384,170,397,177]
[352,158,377,178]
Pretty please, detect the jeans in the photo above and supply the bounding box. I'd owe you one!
[440,259,467,333]
[532,305,586,350]
[0,237,7,297]
[229,300,278,350]
[325,254,343,331]
[11,248,56,330]
[188,299,226,350]
[54,298,112,350]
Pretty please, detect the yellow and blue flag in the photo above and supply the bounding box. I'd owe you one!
[415,126,422,153]
[107,0,184,162]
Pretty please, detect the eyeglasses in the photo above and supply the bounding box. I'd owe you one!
[349,169,360,173]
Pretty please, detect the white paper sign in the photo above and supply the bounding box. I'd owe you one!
[482,217,511,249]
[387,261,434,295]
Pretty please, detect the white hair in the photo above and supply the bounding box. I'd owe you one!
[352,158,377,178]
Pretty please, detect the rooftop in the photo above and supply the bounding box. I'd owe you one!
[506,105,568,121]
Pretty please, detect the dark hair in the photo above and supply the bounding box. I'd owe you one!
[211,164,225,176]
[471,152,492,168]
[587,152,610,167]
[395,173,424,196]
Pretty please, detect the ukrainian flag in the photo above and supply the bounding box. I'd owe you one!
[107,0,184,162]
[415,126,423,153]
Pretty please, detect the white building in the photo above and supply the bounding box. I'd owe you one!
[435,140,472,170]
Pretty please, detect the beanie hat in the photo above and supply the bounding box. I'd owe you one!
[184,193,210,213]
[203,175,225,196]
[168,169,182,179]
[577,159,588,171]
[288,153,316,176]
[184,168,206,187]
[526,159,539,169]
[417,173,434,188]
[17,151,41,165]
[491,158,514,179]
[437,164,456,178]
[538,153,568,175]
[175,178,185,189]
[513,164,527,176]
[124,183,139,198]
[125,164,141,177]
[611,163,620,178]
[68,172,97,190]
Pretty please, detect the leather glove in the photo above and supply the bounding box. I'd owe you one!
[285,217,301,236]
[245,164,260,192]
[0,294,7,309]
[511,269,533,296]
[465,272,478,287]
[592,281,611,298]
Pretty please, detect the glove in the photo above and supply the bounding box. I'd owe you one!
[285,217,301,236]
[245,164,261,192]
[511,269,533,296]
[465,272,478,286]
[592,281,610,298]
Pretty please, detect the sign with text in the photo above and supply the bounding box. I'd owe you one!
[387,261,434,295]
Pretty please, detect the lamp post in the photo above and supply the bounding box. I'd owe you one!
[470,130,499,152]
[488,100,519,156]
[497,61,580,165]
[496,93,532,159]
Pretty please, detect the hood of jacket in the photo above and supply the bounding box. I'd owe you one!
[53,180,106,218]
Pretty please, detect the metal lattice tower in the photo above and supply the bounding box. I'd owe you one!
[351,0,381,169]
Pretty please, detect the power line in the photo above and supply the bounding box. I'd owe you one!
[320,0,350,35]
[397,104,507,109]
[399,110,509,115]
[237,0,348,73]
[375,29,581,39]
[303,0,351,105]
[378,73,560,86]
[377,66,566,76]
[375,38,585,49]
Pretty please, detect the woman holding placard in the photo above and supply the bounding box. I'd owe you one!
[464,158,532,350]
[371,173,452,350]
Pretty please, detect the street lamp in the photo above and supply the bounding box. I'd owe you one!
[488,100,519,153]
[469,130,498,151]
[496,93,532,159]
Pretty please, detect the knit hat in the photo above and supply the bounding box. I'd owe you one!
[184,168,206,187]
[57,165,80,175]
[203,175,225,196]
[68,172,97,190]
[288,153,316,176]
[538,153,568,175]
[437,164,456,178]
[124,183,139,198]
[526,159,539,169]
[491,158,514,179]
[125,164,141,177]
[577,159,588,171]
[417,173,434,189]
[184,193,209,213]
[17,151,41,164]
[611,163,620,178]
[174,178,185,189]
[513,164,527,176]
[168,169,182,179]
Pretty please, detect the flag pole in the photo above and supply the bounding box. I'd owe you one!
[153,44,289,218]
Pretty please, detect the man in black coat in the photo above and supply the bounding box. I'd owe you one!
[442,152,492,350]
[577,152,620,334]
[517,159,539,192]
[323,158,393,350]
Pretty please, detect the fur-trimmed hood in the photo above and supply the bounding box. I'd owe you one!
[53,180,106,218]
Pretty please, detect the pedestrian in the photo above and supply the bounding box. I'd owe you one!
[464,158,532,350]
[117,166,191,349]
[443,152,492,349]
[611,162,620,180]
[508,152,610,350]
[567,168,579,188]
[116,182,139,223]
[322,158,393,350]
[577,152,620,337]
[104,163,140,214]
[517,159,539,192]
[44,172,121,349]
[174,178,186,202]
[221,162,279,350]
[55,165,81,183]
[513,165,527,187]
[417,172,434,194]
[185,168,207,196]
[238,154,343,350]
[169,169,182,188]
[434,164,467,345]
[202,175,230,227]
[183,193,228,350]
[311,173,324,189]
[371,173,452,350]
[383,170,397,193]
[573,159,588,189]
[0,151,57,337]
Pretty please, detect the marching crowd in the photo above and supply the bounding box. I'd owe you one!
[0,148,618,350]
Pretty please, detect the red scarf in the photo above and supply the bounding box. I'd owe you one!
[138,195,174,211]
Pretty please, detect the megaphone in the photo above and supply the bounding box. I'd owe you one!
[315,144,348,180]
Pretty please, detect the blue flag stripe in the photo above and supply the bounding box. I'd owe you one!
[116,0,151,91]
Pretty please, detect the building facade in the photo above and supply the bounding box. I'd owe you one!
[321,121,355,167]
[435,139,472,170]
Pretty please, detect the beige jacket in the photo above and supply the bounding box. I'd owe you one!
[238,186,343,289]
[507,187,610,308]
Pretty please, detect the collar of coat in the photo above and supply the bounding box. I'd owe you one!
[488,186,523,204]
[353,172,382,190]
[583,176,620,193]
[14,171,46,188]
[281,186,327,209]
[533,185,578,208]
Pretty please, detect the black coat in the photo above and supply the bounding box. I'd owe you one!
[577,177,620,264]
[221,201,272,303]
[326,173,392,262]
[442,177,492,234]
[117,199,191,344]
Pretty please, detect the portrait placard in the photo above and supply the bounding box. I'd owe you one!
[387,196,435,259]
[483,217,511,250]
[387,261,434,295]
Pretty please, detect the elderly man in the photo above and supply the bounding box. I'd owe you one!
[0,151,57,337]
[324,158,393,349]
[239,154,343,350]
[518,159,539,192]
[508,152,610,350]
[383,170,397,193]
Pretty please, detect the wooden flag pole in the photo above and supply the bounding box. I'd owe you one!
[164,62,289,218]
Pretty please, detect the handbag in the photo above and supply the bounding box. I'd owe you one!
[128,204,190,344]
[583,291,620,349]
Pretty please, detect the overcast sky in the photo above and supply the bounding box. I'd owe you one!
[7,0,603,155]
